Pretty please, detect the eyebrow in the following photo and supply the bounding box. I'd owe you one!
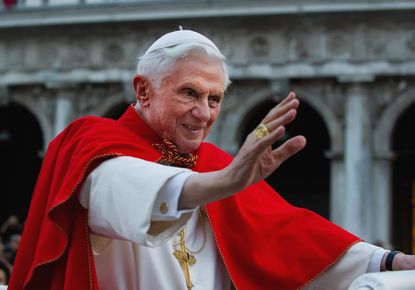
[178,81,224,97]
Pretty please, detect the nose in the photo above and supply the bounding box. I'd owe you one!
[192,100,211,122]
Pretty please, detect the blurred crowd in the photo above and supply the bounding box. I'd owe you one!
[0,214,23,285]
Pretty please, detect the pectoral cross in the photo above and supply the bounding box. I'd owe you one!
[173,228,196,290]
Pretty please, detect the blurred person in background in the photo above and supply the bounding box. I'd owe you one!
[0,215,22,245]
[0,257,11,285]
[4,234,21,265]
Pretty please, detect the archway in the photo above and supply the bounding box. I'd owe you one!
[240,99,331,218]
[392,101,415,253]
[0,103,43,225]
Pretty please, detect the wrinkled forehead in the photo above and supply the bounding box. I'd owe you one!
[162,54,225,92]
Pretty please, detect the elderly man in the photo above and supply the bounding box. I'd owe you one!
[9,30,415,290]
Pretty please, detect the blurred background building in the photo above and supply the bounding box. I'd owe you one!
[0,0,414,254]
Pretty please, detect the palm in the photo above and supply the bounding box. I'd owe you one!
[228,92,306,191]
[258,146,279,178]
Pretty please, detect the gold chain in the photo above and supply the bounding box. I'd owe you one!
[172,210,206,290]
[172,210,207,254]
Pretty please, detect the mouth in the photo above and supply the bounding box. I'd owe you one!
[183,124,203,134]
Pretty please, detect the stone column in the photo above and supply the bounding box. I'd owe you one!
[326,150,346,225]
[372,151,394,247]
[343,83,373,240]
[53,88,75,137]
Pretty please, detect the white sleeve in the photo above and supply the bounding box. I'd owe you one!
[302,242,386,290]
[78,156,196,247]
[152,170,196,221]
[367,247,389,273]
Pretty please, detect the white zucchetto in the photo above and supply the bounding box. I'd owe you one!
[144,29,222,56]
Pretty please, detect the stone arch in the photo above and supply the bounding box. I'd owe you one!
[390,98,415,253]
[374,88,415,152]
[295,88,343,153]
[0,102,43,223]
[372,88,415,250]
[12,96,52,151]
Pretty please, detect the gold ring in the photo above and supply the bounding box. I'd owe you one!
[254,123,269,140]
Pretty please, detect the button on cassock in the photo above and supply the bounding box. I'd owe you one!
[160,202,169,214]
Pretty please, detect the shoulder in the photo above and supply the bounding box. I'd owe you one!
[71,115,116,130]
[47,116,120,154]
[57,116,121,140]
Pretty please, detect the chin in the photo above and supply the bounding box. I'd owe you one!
[178,142,202,154]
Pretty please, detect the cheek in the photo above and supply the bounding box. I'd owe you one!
[208,108,220,124]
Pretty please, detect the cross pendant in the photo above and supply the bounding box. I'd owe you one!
[173,229,197,290]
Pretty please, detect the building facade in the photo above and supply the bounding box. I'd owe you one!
[1,0,414,253]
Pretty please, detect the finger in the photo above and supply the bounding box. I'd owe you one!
[262,97,299,124]
[253,125,286,151]
[271,135,307,164]
[276,91,296,106]
[265,108,297,133]
[251,109,294,149]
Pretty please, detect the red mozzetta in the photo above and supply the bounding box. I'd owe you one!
[9,106,360,290]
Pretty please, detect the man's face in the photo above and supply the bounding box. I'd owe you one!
[138,54,225,153]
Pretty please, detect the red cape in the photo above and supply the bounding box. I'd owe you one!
[9,106,360,290]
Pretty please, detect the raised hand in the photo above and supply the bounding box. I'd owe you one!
[180,92,306,209]
[224,92,307,192]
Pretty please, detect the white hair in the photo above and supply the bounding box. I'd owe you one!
[136,42,231,91]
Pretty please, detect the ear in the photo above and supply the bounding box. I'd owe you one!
[133,74,151,107]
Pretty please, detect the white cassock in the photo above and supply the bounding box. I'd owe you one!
[79,156,388,290]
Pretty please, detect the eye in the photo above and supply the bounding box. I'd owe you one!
[182,88,196,98]
[208,96,222,108]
